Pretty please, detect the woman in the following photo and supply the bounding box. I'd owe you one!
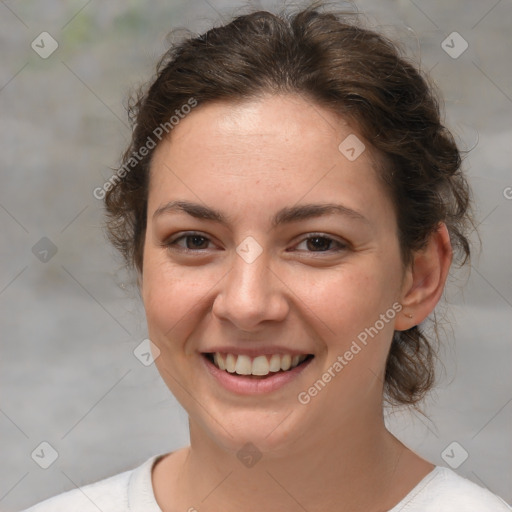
[24,2,511,511]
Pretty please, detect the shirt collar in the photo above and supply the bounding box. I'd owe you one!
[128,453,168,511]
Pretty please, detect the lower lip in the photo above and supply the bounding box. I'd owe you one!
[201,354,314,395]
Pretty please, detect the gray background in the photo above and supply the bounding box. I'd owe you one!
[1,1,511,510]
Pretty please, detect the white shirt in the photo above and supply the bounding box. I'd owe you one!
[23,453,511,511]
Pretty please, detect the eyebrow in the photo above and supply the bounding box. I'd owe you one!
[152,200,370,228]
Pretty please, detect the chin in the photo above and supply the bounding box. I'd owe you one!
[193,405,306,458]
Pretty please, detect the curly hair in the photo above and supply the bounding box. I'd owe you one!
[103,2,474,406]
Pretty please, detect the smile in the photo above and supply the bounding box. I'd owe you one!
[201,352,314,394]
[205,352,312,376]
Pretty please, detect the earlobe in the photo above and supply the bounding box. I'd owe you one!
[395,223,452,331]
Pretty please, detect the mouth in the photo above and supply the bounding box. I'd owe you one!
[202,352,315,379]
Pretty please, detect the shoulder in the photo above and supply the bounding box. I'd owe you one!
[21,454,162,512]
[392,466,512,511]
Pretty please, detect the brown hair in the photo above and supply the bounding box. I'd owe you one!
[104,2,474,406]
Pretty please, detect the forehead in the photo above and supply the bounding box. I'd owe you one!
[153,95,360,162]
[148,94,391,223]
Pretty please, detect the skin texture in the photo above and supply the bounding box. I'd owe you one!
[141,94,452,512]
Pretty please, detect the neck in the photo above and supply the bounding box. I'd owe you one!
[155,410,433,512]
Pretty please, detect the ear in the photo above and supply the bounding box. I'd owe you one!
[395,223,453,331]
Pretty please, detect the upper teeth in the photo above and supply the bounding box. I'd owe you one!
[212,353,308,376]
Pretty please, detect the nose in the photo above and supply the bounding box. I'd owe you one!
[211,246,289,331]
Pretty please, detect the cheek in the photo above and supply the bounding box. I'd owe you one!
[141,249,204,345]
[311,268,392,319]
[300,259,401,352]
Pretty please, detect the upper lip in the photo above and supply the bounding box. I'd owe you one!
[200,346,314,357]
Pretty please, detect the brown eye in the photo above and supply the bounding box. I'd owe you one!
[295,235,347,253]
[183,235,209,249]
[306,236,333,251]
[165,232,213,251]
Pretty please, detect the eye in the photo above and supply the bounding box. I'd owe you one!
[163,232,348,254]
[164,232,214,251]
[293,234,347,253]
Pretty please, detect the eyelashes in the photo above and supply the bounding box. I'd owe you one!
[167,233,211,251]
[293,235,347,253]
[163,231,348,255]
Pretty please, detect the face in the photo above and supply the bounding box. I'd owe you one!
[141,94,407,455]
